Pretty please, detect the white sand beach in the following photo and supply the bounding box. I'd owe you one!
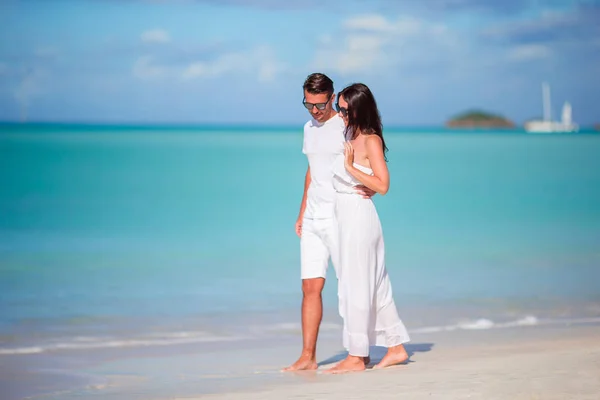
[20,322,599,400]
[192,324,600,400]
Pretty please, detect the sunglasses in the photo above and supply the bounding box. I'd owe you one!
[303,97,331,111]
[335,103,348,117]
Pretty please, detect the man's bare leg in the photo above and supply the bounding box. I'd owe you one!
[283,277,325,371]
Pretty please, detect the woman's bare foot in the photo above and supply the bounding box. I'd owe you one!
[323,355,366,374]
[373,344,409,369]
[282,354,318,372]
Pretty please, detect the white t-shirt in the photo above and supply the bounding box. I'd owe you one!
[302,114,346,219]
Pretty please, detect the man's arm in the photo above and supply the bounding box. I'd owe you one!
[295,166,311,237]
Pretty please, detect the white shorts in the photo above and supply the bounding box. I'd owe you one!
[300,217,339,280]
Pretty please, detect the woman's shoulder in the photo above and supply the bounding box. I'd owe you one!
[363,132,383,147]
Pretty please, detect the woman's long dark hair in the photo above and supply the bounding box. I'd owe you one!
[338,83,388,160]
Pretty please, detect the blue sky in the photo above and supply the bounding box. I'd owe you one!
[0,0,598,126]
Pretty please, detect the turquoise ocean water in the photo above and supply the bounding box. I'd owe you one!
[1,123,600,356]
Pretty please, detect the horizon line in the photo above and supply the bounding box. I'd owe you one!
[1,120,598,131]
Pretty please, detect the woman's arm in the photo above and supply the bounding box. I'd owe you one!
[345,136,390,195]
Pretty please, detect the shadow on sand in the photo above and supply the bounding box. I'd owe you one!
[317,343,435,367]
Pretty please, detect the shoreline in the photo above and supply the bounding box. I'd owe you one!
[196,324,600,400]
[12,322,600,400]
[2,300,600,356]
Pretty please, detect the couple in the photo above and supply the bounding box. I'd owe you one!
[284,73,410,374]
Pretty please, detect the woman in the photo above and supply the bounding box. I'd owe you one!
[325,83,410,374]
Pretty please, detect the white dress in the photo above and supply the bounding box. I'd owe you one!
[332,153,410,357]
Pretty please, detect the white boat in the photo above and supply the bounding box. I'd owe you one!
[524,82,578,133]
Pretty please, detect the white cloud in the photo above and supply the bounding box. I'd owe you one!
[483,9,578,39]
[14,70,43,104]
[14,67,47,121]
[134,45,285,82]
[313,34,387,75]
[313,14,453,76]
[343,14,397,33]
[254,45,286,82]
[343,15,443,38]
[141,29,171,44]
[6,45,61,121]
[318,34,333,46]
[182,46,285,82]
[132,55,169,79]
[183,52,243,79]
[507,44,552,61]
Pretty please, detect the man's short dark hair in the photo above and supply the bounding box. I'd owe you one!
[303,73,334,96]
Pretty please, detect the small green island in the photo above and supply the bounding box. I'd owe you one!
[446,110,515,129]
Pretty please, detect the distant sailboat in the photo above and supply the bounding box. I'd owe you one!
[524,82,578,133]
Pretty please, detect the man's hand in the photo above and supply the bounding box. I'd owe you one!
[355,185,376,199]
[295,217,303,237]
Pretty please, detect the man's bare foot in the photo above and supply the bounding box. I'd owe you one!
[323,355,366,374]
[373,344,409,369]
[282,355,318,372]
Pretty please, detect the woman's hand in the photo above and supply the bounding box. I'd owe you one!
[344,141,354,170]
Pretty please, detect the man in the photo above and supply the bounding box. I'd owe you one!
[284,73,374,371]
